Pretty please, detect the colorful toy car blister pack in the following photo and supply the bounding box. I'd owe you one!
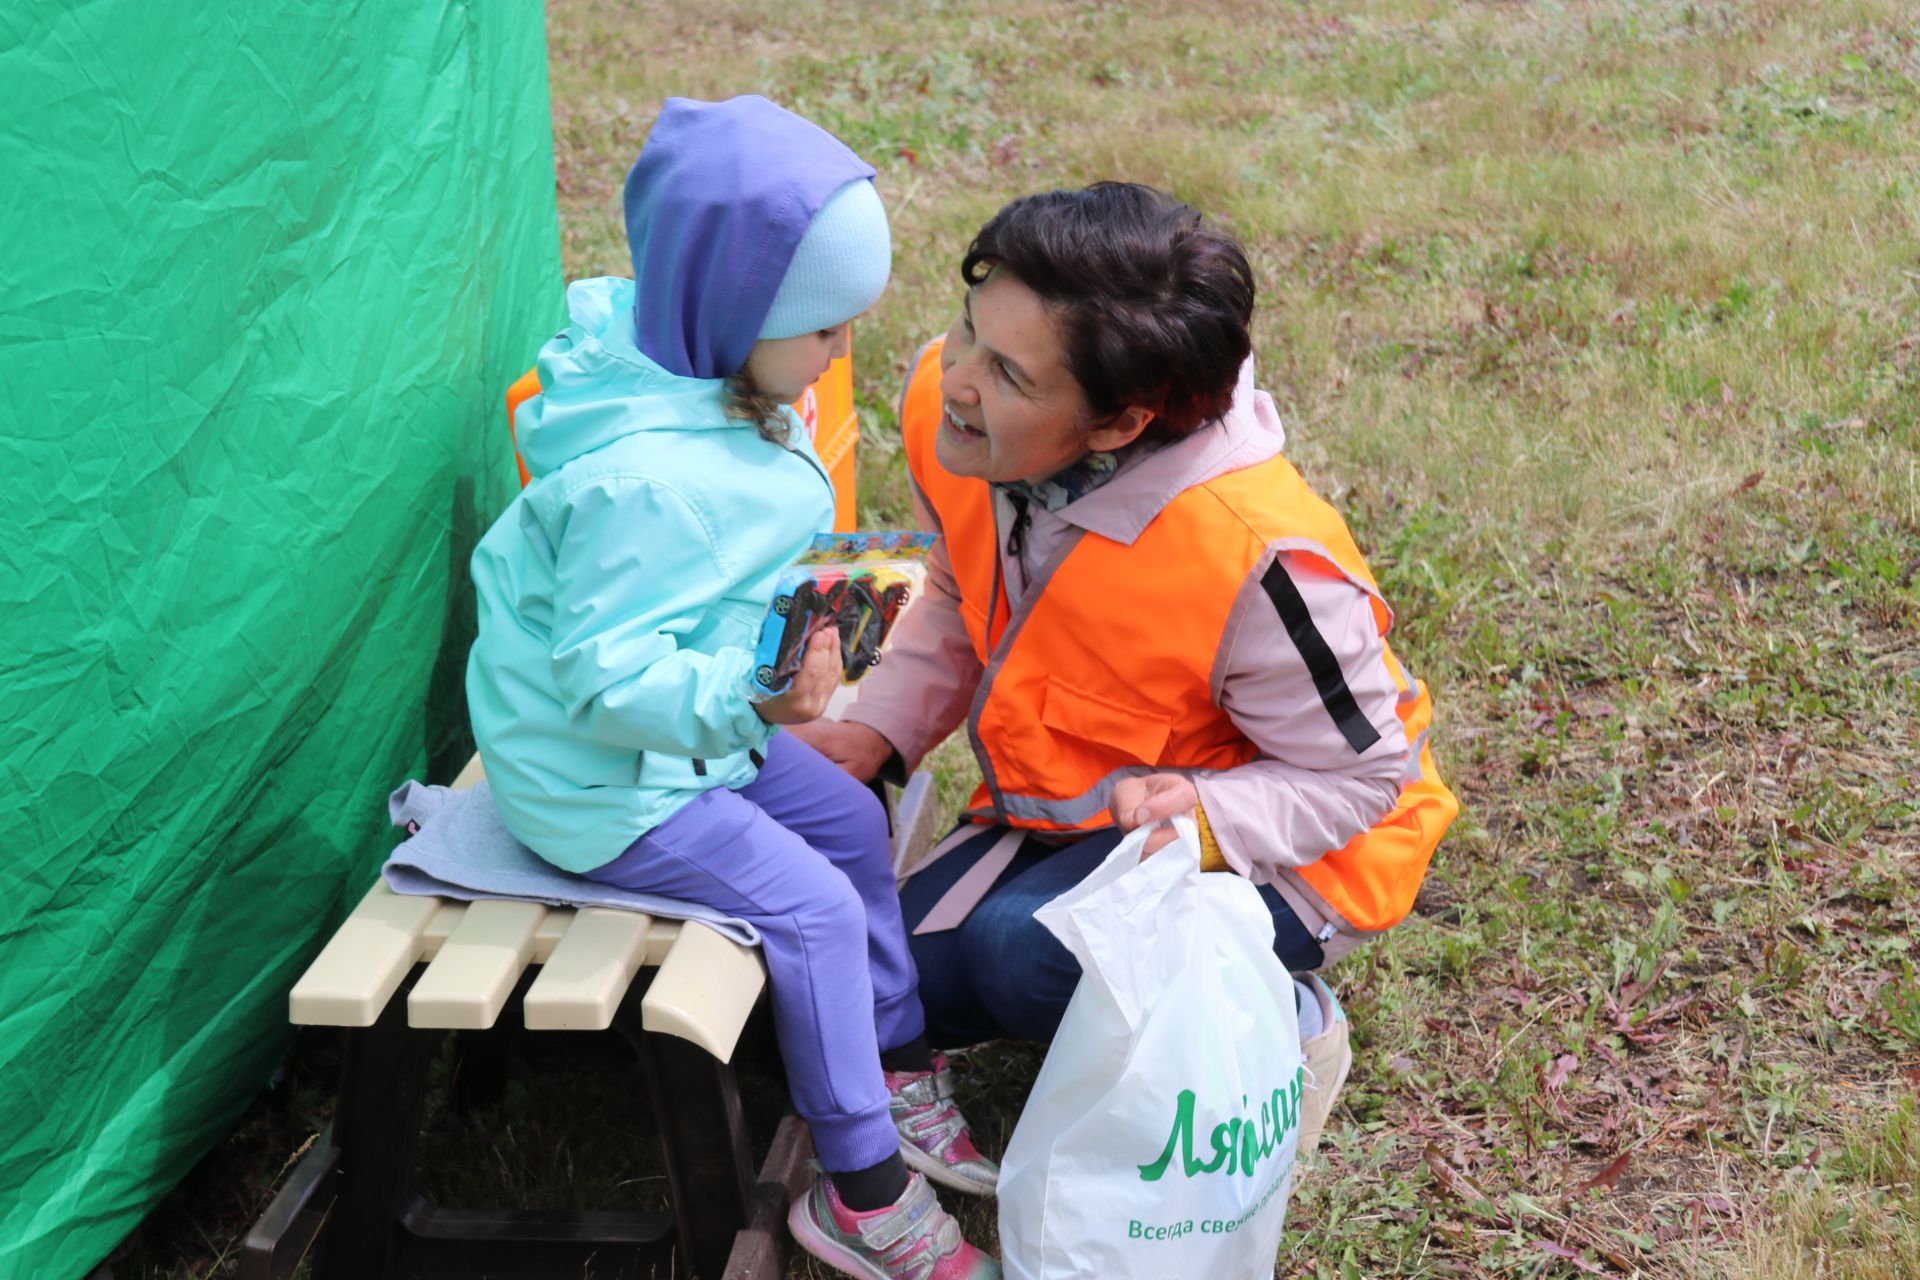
[750,533,938,698]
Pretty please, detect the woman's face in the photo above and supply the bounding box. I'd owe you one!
[935,268,1151,484]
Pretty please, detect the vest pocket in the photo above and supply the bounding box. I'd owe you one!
[1039,676,1173,766]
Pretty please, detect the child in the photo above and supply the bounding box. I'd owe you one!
[465,96,1001,1280]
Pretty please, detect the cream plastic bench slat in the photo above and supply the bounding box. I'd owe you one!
[451,752,488,792]
[522,909,656,1031]
[289,882,443,1027]
[533,910,571,961]
[418,902,469,961]
[642,919,681,967]
[407,899,547,1029]
[417,900,685,968]
[419,902,570,963]
[639,920,768,1061]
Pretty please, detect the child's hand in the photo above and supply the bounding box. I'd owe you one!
[755,628,841,725]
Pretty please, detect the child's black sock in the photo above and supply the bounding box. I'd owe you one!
[832,1151,911,1212]
[878,1034,934,1074]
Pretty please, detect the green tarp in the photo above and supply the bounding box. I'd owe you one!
[0,5,562,1273]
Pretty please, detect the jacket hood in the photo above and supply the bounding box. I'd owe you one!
[623,95,876,381]
[516,277,770,479]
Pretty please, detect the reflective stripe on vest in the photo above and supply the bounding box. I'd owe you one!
[901,337,1459,934]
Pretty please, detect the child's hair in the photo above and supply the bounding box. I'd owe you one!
[724,367,791,445]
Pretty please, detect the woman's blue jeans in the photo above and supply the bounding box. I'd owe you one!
[897,823,1325,1047]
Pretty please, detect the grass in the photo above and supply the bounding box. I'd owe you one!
[113,1,1918,1276]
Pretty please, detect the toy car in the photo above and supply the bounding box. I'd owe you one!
[752,568,849,695]
[838,571,911,681]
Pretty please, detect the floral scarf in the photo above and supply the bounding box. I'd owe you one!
[991,447,1126,513]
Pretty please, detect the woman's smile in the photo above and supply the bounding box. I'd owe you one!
[943,402,987,442]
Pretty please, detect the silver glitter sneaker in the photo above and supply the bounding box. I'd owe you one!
[886,1053,1000,1196]
[788,1170,1001,1280]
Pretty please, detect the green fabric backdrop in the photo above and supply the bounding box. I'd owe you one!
[0,5,561,1273]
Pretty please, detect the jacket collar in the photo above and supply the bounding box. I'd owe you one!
[1046,358,1288,546]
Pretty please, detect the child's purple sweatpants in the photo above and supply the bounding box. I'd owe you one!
[582,732,922,1173]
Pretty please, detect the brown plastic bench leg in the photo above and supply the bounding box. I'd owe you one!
[617,996,756,1280]
[722,1115,815,1280]
[236,1121,340,1280]
[317,967,438,1280]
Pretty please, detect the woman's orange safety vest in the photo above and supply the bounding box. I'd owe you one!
[902,339,1457,935]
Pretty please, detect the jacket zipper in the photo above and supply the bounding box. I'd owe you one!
[1003,490,1033,593]
[984,499,1007,649]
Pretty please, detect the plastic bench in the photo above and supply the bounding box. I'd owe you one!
[240,753,940,1280]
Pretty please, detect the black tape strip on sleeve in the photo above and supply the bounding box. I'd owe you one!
[1260,559,1383,755]
[749,749,766,768]
[691,757,708,777]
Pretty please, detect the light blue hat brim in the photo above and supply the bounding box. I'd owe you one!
[759,179,892,340]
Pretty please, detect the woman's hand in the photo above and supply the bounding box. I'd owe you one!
[1110,773,1199,857]
[753,629,842,726]
[783,717,895,782]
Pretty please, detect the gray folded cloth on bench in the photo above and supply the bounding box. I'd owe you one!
[384,779,759,947]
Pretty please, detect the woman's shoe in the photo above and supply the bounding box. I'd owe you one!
[1296,974,1353,1160]
[886,1053,1000,1195]
[788,1170,1001,1280]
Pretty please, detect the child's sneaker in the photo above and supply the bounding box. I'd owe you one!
[886,1053,999,1195]
[788,1170,1001,1280]
[1297,974,1353,1160]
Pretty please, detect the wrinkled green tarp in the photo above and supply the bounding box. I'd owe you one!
[0,4,561,1273]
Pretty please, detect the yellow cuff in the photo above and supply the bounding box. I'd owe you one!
[1193,803,1229,873]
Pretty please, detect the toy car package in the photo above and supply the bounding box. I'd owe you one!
[750,532,938,698]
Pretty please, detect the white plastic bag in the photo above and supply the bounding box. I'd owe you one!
[998,817,1304,1280]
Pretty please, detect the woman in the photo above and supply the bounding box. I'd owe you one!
[792,182,1457,1159]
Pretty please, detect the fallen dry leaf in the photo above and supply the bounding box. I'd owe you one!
[1532,1239,1608,1274]
[1573,1153,1631,1195]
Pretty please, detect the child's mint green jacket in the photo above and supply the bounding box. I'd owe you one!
[466,277,835,872]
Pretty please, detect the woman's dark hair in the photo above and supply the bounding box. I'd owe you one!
[724,366,791,445]
[960,182,1254,441]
